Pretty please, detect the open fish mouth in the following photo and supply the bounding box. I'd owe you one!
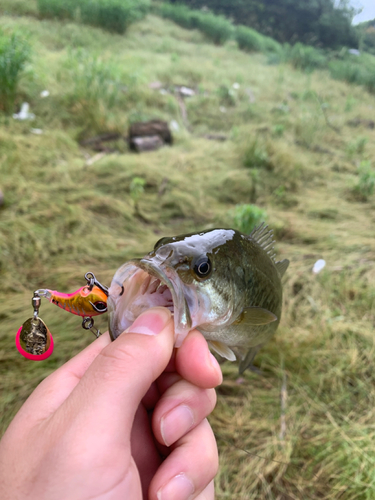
[107,259,192,347]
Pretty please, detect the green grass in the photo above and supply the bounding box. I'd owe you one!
[1,10,375,500]
[0,30,31,113]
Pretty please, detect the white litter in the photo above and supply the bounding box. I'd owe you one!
[219,106,227,113]
[179,86,195,97]
[312,259,326,274]
[13,103,35,120]
[170,120,179,131]
[30,128,43,135]
[40,90,50,98]
[232,82,240,90]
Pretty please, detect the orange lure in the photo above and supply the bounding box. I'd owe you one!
[36,285,108,317]
[16,272,108,361]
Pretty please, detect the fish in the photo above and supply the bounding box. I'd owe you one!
[107,223,289,373]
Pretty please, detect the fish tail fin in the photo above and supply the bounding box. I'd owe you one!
[238,344,263,374]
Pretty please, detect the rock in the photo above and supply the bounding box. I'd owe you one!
[128,120,172,152]
[347,118,375,129]
[131,135,164,152]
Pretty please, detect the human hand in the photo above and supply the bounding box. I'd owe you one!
[0,307,222,500]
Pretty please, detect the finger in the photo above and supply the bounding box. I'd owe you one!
[56,307,175,442]
[149,419,218,500]
[196,480,215,500]
[176,330,223,389]
[152,379,217,446]
[142,372,182,412]
[9,332,112,429]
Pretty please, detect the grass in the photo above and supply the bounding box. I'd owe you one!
[0,30,31,113]
[0,10,375,500]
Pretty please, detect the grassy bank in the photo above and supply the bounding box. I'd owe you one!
[0,9,375,499]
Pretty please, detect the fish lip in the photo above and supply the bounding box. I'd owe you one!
[108,258,192,346]
[137,258,192,345]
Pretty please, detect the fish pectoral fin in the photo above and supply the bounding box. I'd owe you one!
[276,259,289,278]
[208,341,236,361]
[238,307,278,326]
[238,345,262,374]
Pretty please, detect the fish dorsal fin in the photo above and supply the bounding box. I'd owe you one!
[235,306,277,326]
[275,259,289,278]
[249,223,276,259]
[208,341,236,361]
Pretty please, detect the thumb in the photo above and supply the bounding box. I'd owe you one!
[59,307,174,440]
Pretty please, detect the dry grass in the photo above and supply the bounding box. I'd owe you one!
[0,10,375,500]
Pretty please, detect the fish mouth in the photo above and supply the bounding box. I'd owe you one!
[108,259,192,347]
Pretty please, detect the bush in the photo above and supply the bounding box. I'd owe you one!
[194,11,234,45]
[37,0,76,19]
[80,0,150,35]
[0,31,31,114]
[235,25,265,52]
[232,204,267,234]
[158,3,196,29]
[38,0,149,34]
[329,56,375,94]
[286,42,327,72]
[158,3,233,45]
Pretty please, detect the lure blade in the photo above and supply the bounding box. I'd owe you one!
[15,317,54,361]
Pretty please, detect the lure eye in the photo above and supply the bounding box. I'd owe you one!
[193,256,212,280]
[92,301,107,312]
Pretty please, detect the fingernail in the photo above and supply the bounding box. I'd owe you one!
[161,404,194,446]
[126,308,171,336]
[157,473,194,500]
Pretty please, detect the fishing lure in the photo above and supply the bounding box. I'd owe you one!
[16,272,108,361]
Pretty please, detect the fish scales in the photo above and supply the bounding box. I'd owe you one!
[107,224,289,373]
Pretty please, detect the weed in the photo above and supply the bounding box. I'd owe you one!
[63,49,123,130]
[285,42,327,72]
[243,138,270,169]
[129,176,146,203]
[231,204,267,234]
[217,85,236,106]
[352,161,375,201]
[0,31,30,114]
[346,136,368,159]
[272,124,285,137]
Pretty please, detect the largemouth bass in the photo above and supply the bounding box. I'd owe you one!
[108,224,289,373]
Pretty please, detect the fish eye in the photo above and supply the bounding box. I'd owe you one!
[93,301,107,312]
[193,256,212,279]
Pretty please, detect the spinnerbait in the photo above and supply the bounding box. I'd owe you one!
[16,272,108,361]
